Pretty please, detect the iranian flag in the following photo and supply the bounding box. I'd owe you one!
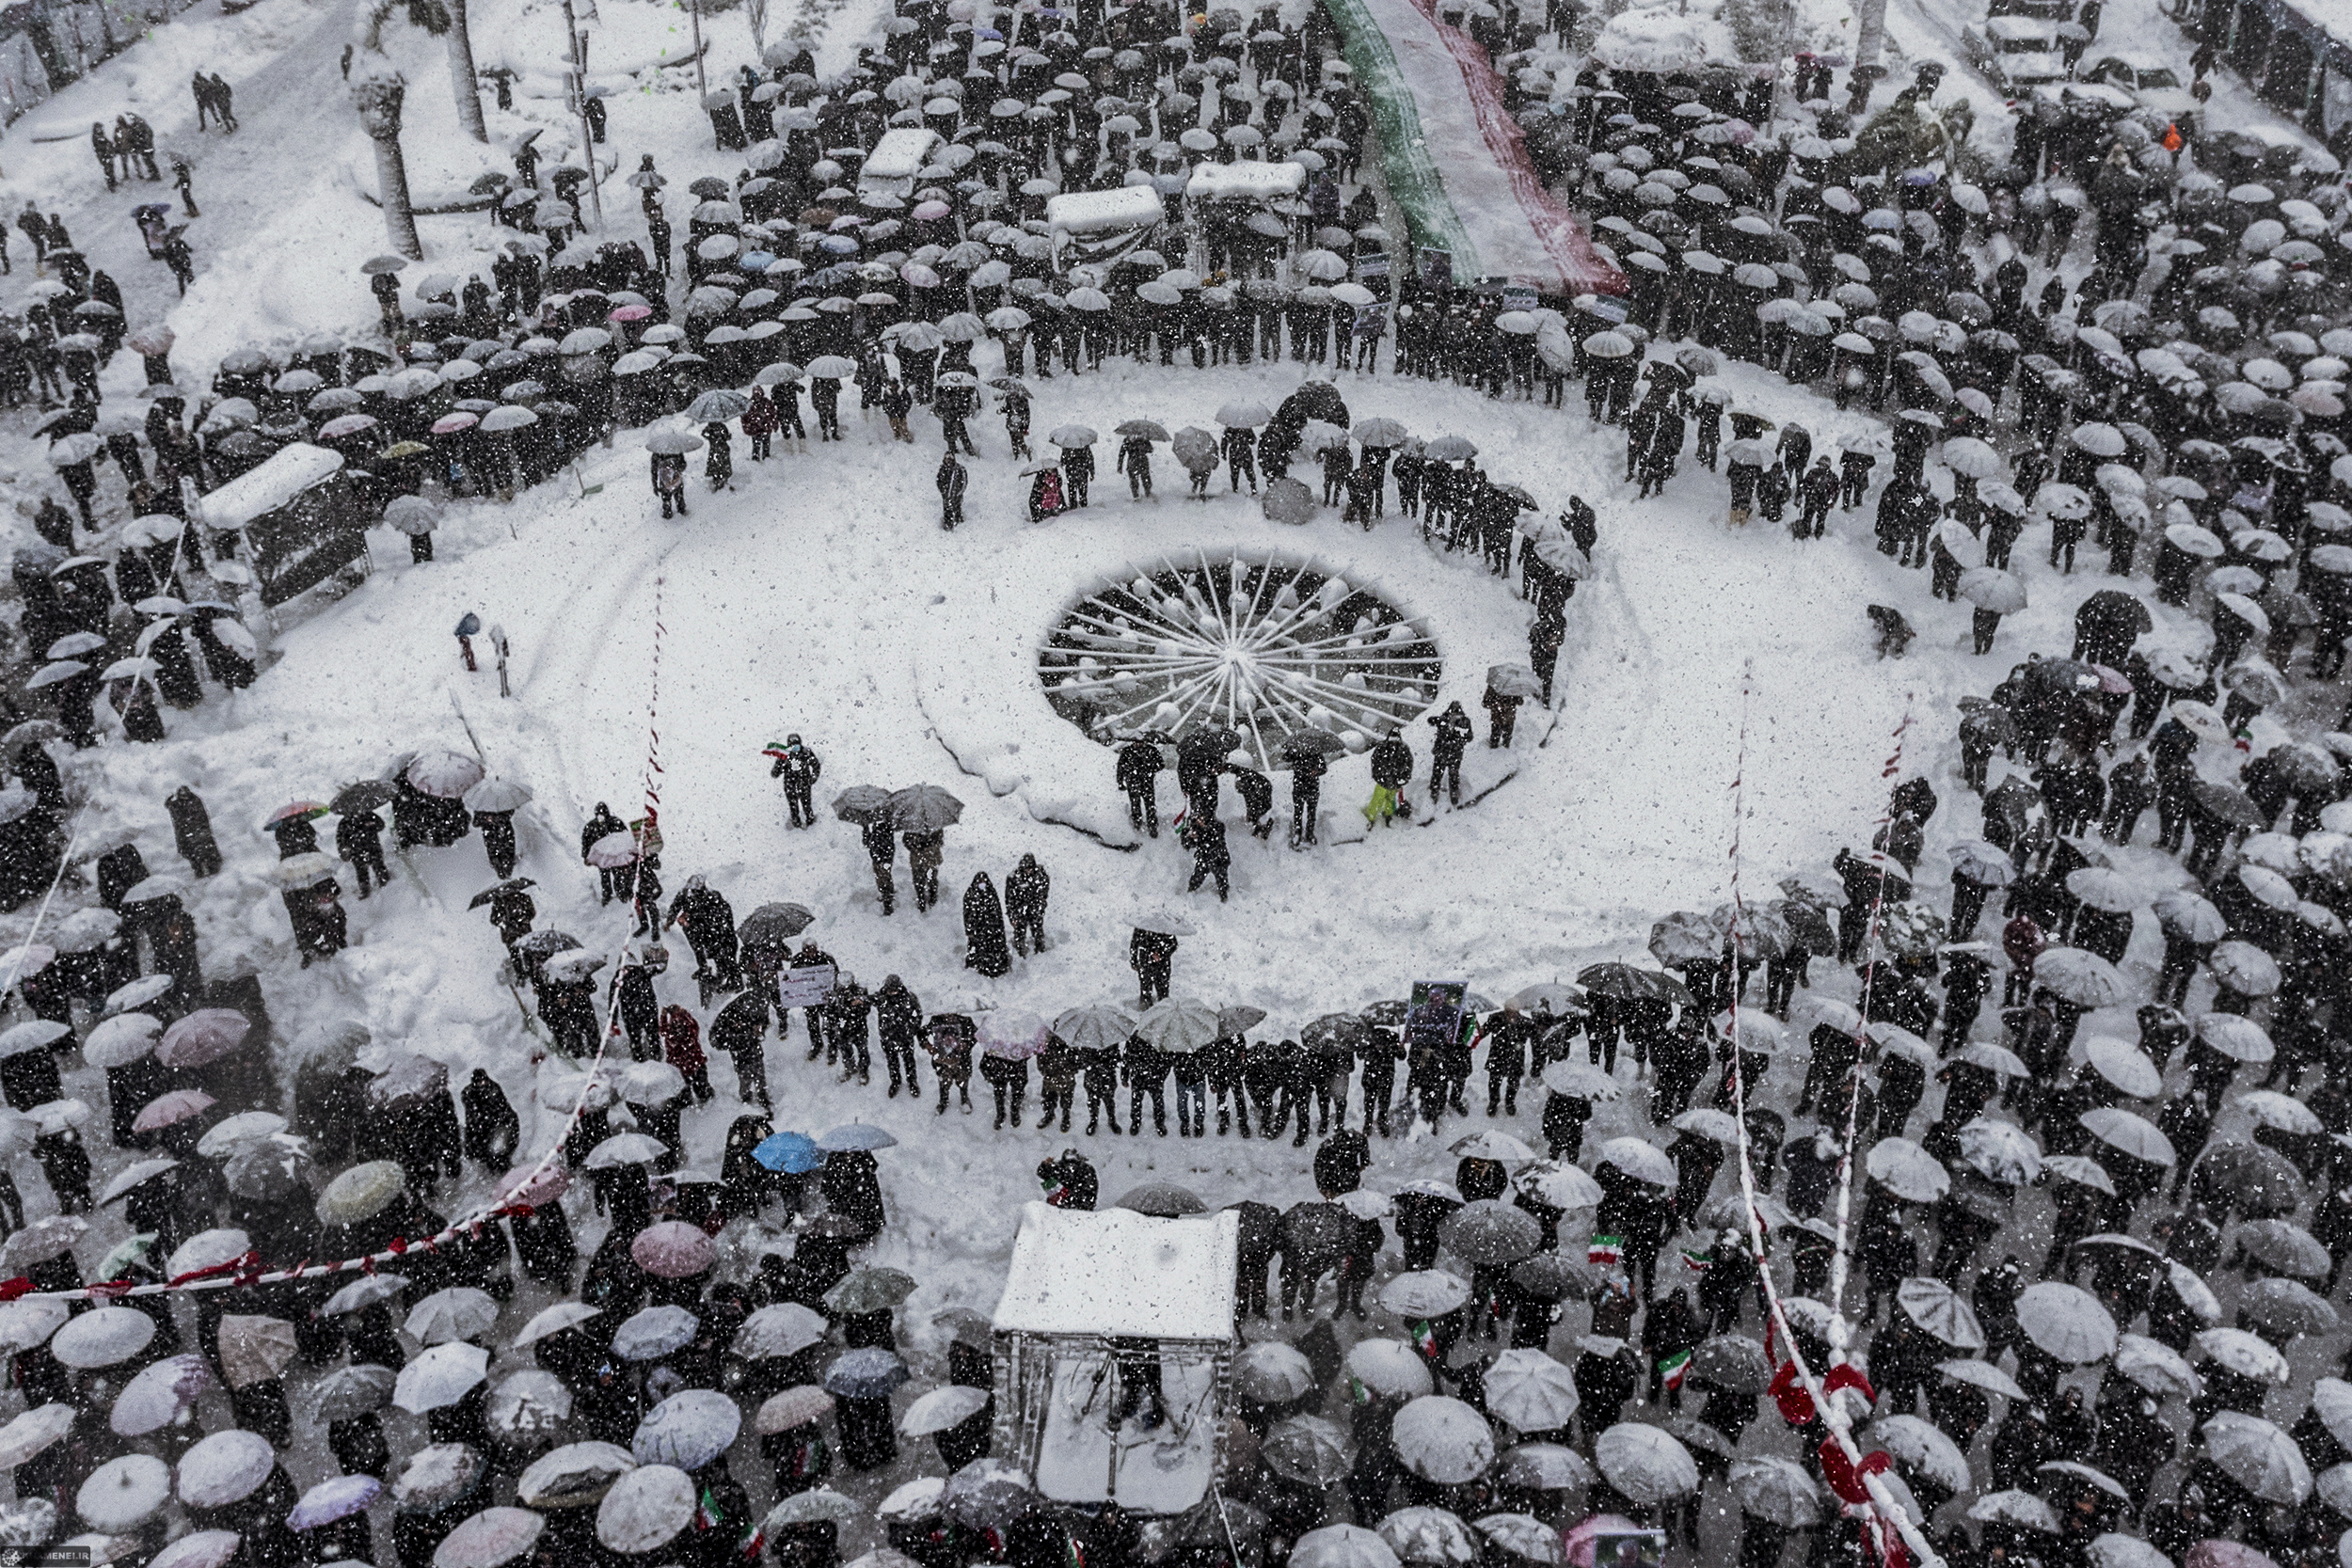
[1409,1320,1439,1359]
[1587,1234,1623,1268]
[1658,1349,1693,1392]
[1681,1246,1714,1273]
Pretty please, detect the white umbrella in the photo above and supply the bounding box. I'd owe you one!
[2204,1411,2312,1503]
[2016,1282,2117,1363]
[733,1303,826,1359]
[0,1402,72,1470]
[1959,1118,2042,1185]
[1377,1508,1476,1566]
[2114,1335,2201,1397]
[899,1386,990,1437]
[631,1389,741,1470]
[77,1453,170,1530]
[596,1464,697,1554]
[406,1287,500,1346]
[433,1507,547,1568]
[1969,1490,2059,1532]
[514,1301,602,1349]
[2195,1326,2291,1384]
[1345,1340,1435,1400]
[176,1429,275,1508]
[52,1307,155,1370]
[1236,1341,1317,1403]
[1293,1526,1401,1568]
[1595,1137,1676,1187]
[1391,1396,1495,1483]
[1484,1350,1579,1433]
[1870,1415,1969,1491]
[1865,1137,1949,1201]
[1595,1423,1699,1502]
[395,1342,491,1413]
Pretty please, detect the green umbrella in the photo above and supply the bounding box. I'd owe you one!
[317,1160,406,1226]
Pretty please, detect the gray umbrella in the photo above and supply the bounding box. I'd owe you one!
[1263,1416,1352,1485]
[1438,1200,1542,1266]
[887,785,964,831]
[314,1364,398,1421]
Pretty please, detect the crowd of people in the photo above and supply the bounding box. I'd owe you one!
[0,0,2346,1562]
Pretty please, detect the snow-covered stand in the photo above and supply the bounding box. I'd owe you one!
[990,1202,1240,1515]
[1045,186,1168,273]
[199,442,369,610]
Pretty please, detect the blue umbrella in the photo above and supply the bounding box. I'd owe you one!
[818,235,860,255]
[817,1124,898,1152]
[740,252,777,273]
[754,1132,824,1173]
[823,1347,910,1399]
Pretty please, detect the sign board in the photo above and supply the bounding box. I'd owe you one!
[1356,249,1390,280]
[777,962,836,1008]
[1402,980,1468,1054]
[1501,286,1539,312]
[1416,245,1453,293]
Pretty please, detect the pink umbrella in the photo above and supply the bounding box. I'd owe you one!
[1563,1516,1641,1568]
[497,1164,570,1207]
[431,412,480,436]
[133,1089,215,1132]
[156,1009,252,1069]
[913,200,952,222]
[318,414,379,438]
[631,1221,718,1279]
[608,305,653,324]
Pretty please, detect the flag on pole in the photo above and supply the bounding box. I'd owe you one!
[1587,1234,1623,1267]
[1408,1319,1438,1359]
[1658,1349,1692,1392]
[1680,1246,1713,1272]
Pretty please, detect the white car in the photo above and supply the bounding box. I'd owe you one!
[2086,52,2205,133]
[1963,15,2070,91]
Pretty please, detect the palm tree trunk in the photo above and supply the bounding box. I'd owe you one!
[353,74,423,260]
[446,0,487,143]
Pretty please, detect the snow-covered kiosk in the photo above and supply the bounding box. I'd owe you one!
[990,1201,1240,1515]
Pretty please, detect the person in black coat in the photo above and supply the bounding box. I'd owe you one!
[1005,854,1049,955]
[167,786,223,877]
[1116,738,1164,837]
[961,873,1012,978]
[936,451,966,530]
[459,1069,518,1171]
[336,807,390,898]
[1130,927,1177,1006]
[861,816,898,914]
[581,802,633,906]
[1290,751,1326,847]
[666,876,741,990]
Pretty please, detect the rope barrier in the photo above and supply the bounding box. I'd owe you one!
[1722,664,1941,1568]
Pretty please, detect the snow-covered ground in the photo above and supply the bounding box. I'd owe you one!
[0,0,2331,1548]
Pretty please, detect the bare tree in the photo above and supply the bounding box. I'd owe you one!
[352,70,423,260]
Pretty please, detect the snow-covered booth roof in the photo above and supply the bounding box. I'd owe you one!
[1044,185,1168,238]
[201,442,346,531]
[992,1202,1239,1340]
[1185,161,1307,202]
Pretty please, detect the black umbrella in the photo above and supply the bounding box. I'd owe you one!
[1509,1253,1598,1301]
[739,903,817,947]
[1302,1013,1370,1050]
[832,785,894,822]
[516,929,582,961]
[332,780,399,816]
[1690,1335,1772,1392]
[1577,963,1691,1003]
[468,878,536,909]
[888,784,964,831]
[1279,729,1347,760]
[2187,780,2266,829]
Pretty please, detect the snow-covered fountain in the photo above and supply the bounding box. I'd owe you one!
[1036,546,1440,774]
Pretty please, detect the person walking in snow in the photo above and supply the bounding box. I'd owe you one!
[936,451,966,531]
[1130,927,1178,1007]
[336,806,390,899]
[1427,702,1473,806]
[962,873,1012,977]
[768,735,820,830]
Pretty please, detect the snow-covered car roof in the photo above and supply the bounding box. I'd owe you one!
[1986,17,2060,42]
[992,1202,1239,1340]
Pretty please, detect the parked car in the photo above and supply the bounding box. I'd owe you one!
[1987,0,2074,21]
[1963,14,2071,91]
[2085,52,2205,133]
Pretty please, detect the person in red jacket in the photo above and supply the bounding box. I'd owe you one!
[741,388,779,461]
[2002,912,2045,1006]
[660,1004,713,1104]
